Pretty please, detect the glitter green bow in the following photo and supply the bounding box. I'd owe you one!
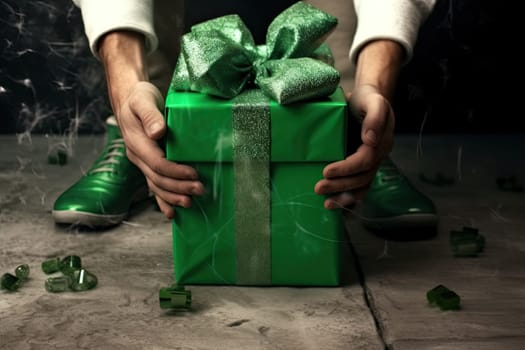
[171,1,340,104]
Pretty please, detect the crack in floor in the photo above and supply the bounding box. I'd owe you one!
[347,236,391,350]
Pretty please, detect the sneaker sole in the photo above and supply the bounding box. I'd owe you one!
[52,186,149,228]
[360,213,438,230]
[52,210,128,227]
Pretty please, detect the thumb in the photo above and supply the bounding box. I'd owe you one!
[131,82,166,140]
[360,97,391,148]
[143,108,166,140]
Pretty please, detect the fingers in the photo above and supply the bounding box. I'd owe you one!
[315,143,378,207]
[126,137,197,180]
[315,162,376,195]
[322,144,377,179]
[155,195,175,219]
[126,145,204,208]
[146,177,193,209]
[324,187,369,210]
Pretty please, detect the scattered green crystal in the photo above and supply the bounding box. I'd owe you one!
[45,276,71,293]
[427,284,461,311]
[450,227,485,257]
[1,273,21,291]
[437,290,461,310]
[48,149,68,165]
[59,255,82,276]
[450,227,478,243]
[477,234,486,251]
[452,238,484,257]
[42,257,61,274]
[70,269,97,291]
[159,285,192,310]
[14,264,30,280]
[426,284,449,304]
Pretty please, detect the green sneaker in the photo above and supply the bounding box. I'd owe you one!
[358,158,438,231]
[52,116,149,227]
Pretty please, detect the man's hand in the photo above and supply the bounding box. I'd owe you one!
[117,82,204,218]
[314,85,395,209]
[314,39,403,210]
[99,31,204,219]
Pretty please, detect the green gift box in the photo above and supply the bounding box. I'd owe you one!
[165,88,347,286]
[164,2,348,286]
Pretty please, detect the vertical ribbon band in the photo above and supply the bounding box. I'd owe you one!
[232,90,271,285]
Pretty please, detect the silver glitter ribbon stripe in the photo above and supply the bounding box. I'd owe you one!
[232,90,271,285]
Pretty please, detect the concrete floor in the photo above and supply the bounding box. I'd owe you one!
[1,133,524,350]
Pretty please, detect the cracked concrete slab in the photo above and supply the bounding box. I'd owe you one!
[347,135,525,350]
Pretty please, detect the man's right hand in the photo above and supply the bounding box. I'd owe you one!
[99,31,204,219]
[117,82,204,218]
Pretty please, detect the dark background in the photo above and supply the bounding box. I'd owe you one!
[0,0,517,135]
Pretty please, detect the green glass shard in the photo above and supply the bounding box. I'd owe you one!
[450,227,485,257]
[452,239,482,257]
[449,229,477,244]
[15,264,30,280]
[48,149,68,165]
[42,257,61,274]
[70,269,97,291]
[59,255,82,276]
[476,234,486,252]
[1,273,21,291]
[461,226,479,235]
[427,284,461,310]
[436,290,461,310]
[159,285,192,310]
[426,284,449,304]
[45,276,71,293]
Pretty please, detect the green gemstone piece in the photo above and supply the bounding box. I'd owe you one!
[59,255,82,276]
[70,269,97,291]
[462,226,479,235]
[476,234,486,251]
[159,285,192,310]
[48,149,68,165]
[1,273,21,291]
[426,284,449,304]
[452,239,482,257]
[450,229,477,244]
[45,276,71,293]
[42,257,61,274]
[436,290,461,310]
[15,264,30,280]
[450,227,485,257]
[427,284,461,310]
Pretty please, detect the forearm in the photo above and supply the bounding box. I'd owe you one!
[354,40,404,101]
[98,31,149,117]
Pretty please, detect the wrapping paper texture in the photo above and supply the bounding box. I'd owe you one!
[165,88,347,286]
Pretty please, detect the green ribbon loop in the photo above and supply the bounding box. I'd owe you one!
[171,1,340,104]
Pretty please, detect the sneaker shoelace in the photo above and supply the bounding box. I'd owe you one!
[89,138,126,175]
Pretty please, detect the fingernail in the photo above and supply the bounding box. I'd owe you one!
[149,122,162,135]
[341,191,355,204]
[192,185,203,195]
[325,200,336,210]
[366,130,377,144]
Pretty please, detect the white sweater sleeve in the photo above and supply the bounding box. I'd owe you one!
[350,0,436,65]
[72,0,157,59]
